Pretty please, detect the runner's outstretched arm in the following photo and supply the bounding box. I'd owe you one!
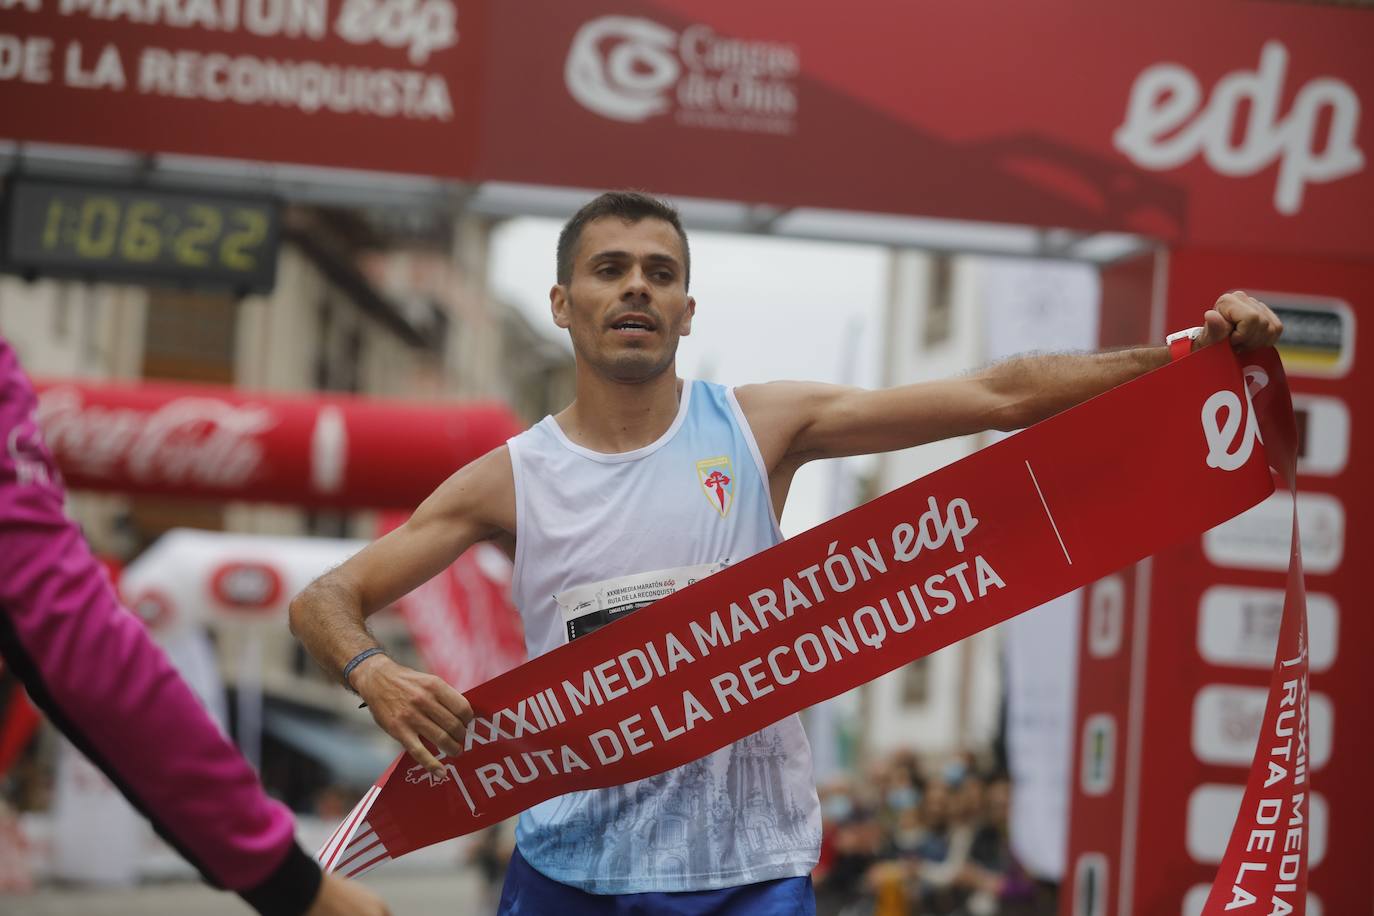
[0,339,388,916]
[741,292,1283,467]
[288,446,516,776]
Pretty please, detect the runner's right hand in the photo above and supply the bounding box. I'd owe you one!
[305,873,391,916]
[351,654,473,775]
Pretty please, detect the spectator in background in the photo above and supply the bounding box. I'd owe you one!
[812,751,1049,916]
[959,776,1036,915]
[813,781,881,916]
[911,776,968,912]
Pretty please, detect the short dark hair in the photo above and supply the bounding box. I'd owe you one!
[556,191,691,290]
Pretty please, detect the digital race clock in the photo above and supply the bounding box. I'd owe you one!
[1,176,282,293]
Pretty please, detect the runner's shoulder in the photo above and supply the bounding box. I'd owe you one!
[420,444,516,538]
[465,445,516,532]
[734,379,839,415]
[735,379,850,434]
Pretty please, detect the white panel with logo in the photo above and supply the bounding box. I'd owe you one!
[1185,786,1327,867]
[1182,885,1322,916]
[1191,686,1332,770]
[1203,492,1344,574]
[1196,586,1338,673]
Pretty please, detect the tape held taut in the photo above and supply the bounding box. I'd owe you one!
[1199,354,1309,915]
[319,344,1309,912]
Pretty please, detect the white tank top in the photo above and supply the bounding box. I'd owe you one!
[506,379,822,893]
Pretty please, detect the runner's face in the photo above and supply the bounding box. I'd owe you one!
[552,217,695,383]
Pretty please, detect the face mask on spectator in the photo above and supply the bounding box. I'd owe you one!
[944,760,968,786]
[886,786,920,811]
[823,794,854,822]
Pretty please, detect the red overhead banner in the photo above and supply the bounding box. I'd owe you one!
[30,379,521,508]
[0,0,485,177]
[2,0,1370,257]
[477,0,1374,259]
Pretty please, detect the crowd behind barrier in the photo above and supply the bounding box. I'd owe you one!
[811,751,1052,916]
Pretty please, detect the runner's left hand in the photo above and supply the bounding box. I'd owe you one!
[1194,292,1284,353]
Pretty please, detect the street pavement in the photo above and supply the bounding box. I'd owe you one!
[1,869,494,916]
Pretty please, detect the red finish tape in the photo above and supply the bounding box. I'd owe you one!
[320,344,1308,912]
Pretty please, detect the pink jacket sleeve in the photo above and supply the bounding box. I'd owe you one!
[0,339,321,915]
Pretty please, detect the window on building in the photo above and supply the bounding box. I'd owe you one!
[129,289,238,546]
[922,255,954,348]
[901,658,931,706]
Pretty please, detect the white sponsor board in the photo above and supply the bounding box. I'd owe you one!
[1182,884,1322,916]
[1197,586,1337,672]
[1191,685,1332,770]
[1203,492,1343,574]
[51,740,142,886]
[1291,395,1350,477]
[1185,786,1327,867]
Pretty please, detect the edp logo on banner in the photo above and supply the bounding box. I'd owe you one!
[1115,41,1366,215]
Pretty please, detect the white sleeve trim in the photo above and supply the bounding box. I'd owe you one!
[506,434,530,601]
[726,386,785,543]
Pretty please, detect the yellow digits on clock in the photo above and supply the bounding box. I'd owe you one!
[221,209,268,271]
[121,201,162,262]
[175,205,221,266]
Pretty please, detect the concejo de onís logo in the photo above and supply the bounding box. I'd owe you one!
[1115,40,1365,215]
[565,15,800,133]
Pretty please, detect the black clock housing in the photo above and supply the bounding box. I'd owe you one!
[1,176,282,294]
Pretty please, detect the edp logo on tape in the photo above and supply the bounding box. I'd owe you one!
[1202,367,1268,472]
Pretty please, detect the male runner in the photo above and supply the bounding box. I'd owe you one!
[0,337,388,916]
[289,191,1283,914]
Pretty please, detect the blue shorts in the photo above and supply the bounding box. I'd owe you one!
[497,848,816,915]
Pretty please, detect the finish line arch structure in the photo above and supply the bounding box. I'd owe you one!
[4,2,1370,912]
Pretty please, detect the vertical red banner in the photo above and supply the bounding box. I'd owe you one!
[1064,250,1373,916]
[1061,253,1157,916]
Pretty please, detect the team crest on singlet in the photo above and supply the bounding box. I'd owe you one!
[695,455,734,517]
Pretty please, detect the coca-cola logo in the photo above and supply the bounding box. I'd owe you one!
[35,387,277,490]
[210,562,284,610]
[1115,40,1365,215]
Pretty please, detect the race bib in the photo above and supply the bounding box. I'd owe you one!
[556,561,730,642]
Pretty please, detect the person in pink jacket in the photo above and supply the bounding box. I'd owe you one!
[0,336,388,916]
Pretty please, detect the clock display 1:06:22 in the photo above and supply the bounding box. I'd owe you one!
[41,195,270,271]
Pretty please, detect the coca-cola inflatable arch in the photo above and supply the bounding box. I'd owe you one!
[32,379,523,509]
